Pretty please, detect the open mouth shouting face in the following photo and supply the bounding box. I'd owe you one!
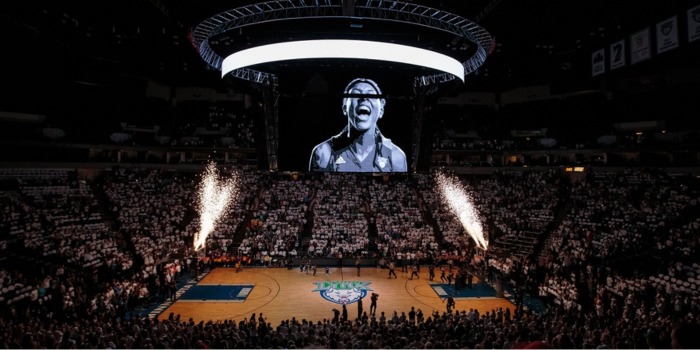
[344,81,384,132]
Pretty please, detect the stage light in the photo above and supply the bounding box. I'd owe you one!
[221,40,465,82]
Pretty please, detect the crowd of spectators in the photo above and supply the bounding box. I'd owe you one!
[172,103,256,149]
[2,284,699,349]
[539,169,698,306]
[2,166,700,349]
[308,174,369,258]
[416,170,560,260]
[103,167,194,278]
[0,169,157,347]
[482,170,562,258]
[239,179,309,259]
[0,169,133,278]
[205,104,256,149]
[371,178,437,259]
[483,168,700,348]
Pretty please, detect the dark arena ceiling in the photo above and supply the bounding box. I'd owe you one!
[3,0,700,94]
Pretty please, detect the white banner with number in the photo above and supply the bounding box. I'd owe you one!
[656,15,679,54]
[630,27,651,64]
[610,39,625,70]
[688,5,700,42]
[592,48,605,77]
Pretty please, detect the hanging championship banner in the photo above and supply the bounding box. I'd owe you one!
[610,39,625,70]
[591,48,605,77]
[656,15,679,54]
[630,27,651,64]
[688,5,700,42]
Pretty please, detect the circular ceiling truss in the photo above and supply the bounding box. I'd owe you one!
[193,0,493,87]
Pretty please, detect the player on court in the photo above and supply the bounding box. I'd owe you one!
[409,265,419,280]
[443,293,455,313]
[370,292,378,315]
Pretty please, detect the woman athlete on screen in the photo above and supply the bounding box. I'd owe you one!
[309,78,407,172]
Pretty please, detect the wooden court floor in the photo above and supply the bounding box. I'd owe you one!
[163,267,515,325]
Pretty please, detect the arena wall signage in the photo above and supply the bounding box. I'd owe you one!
[221,40,466,82]
[591,48,605,77]
[630,27,651,65]
[610,39,626,70]
[311,281,373,305]
[688,5,700,42]
[656,15,679,54]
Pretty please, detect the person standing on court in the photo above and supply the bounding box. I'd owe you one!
[409,265,419,280]
[429,264,435,281]
[370,292,378,315]
[388,261,397,279]
[325,266,329,280]
[169,280,177,302]
[443,293,455,313]
[440,266,447,282]
[467,272,473,289]
[357,296,363,320]
[356,258,361,277]
[342,305,348,322]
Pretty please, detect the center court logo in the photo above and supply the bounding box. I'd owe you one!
[311,281,373,305]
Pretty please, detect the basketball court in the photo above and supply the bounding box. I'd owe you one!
[160,267,515,325]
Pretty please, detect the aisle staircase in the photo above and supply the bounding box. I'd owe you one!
[413,188,446,247]
[90,176,139,274]
[230,185,265,255]
[301,187,317,240]
[366,198,379,253]
[90,182,116,231]
[537,200,572,263]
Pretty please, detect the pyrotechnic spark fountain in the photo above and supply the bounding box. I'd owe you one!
[193,163,239,252]
[436,172,489,250]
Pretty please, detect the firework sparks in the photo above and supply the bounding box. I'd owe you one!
[435,172,489,251]
[193,163,239,251]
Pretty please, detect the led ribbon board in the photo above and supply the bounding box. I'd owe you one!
[221,39,465,82]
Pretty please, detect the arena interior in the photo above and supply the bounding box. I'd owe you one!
[2,0,700,349]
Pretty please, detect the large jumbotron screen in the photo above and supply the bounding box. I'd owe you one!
[278,76,413,173]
